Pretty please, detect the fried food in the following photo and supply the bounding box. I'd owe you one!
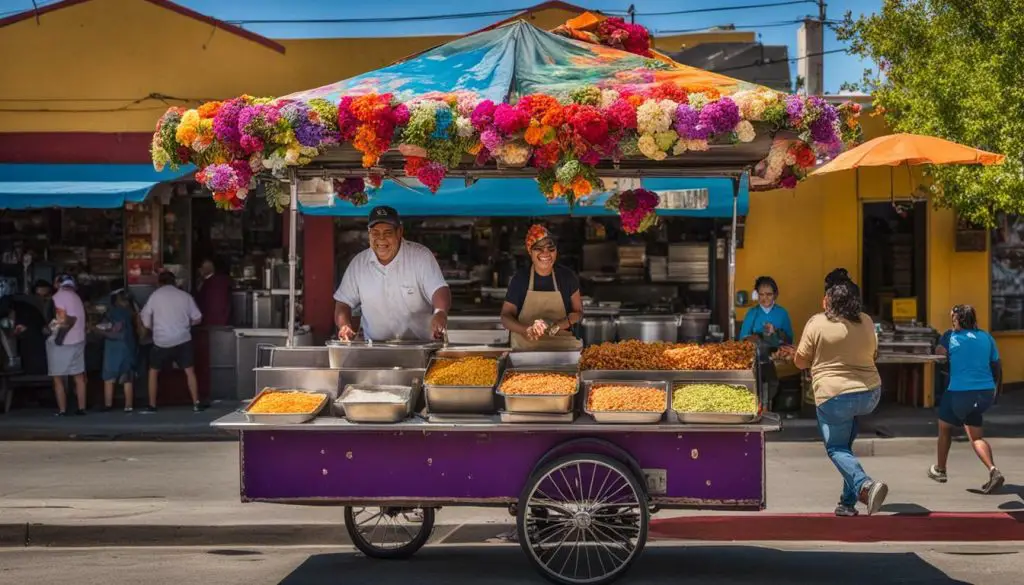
[425,357,499,386]
[672,383,757,414]
[580,340,755,371]
[588,384,666,412]
[248,390,324,414]
[500,372,577,395]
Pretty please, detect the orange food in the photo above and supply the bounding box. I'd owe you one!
[425,357,499,386]
[580,340,755,371]
[248,390,323,414]
[588,385,666,412]
[500,372,577,395]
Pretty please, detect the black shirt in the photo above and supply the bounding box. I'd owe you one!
[504,265,580,319]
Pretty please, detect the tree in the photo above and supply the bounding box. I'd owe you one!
[836,0,1024,225]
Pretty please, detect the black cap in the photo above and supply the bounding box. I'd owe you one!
[368,205,401,228]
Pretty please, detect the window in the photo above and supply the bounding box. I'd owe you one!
[991,214,1024,331]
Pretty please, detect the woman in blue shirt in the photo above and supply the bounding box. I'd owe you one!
[739,276,794,407]
[930,304,1004,494]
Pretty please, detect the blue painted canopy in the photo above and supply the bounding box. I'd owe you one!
[300,175,747,218]
[0,164,194,209]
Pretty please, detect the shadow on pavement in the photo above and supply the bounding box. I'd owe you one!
[275,545,972,585]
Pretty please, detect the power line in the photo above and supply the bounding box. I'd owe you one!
[657,20,806,34]
[635,0,818,17]
[712,48,848,73]
[227,6,627,26]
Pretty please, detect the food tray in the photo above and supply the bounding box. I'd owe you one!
[496,367,579,414]
[243,388,329,424]
[671,382,761,424]
[423,350,507,414]
[325,340,437,369]
[508,351,582,368]
[499,410,575,424]
[336,384,416,423]
[582,380,668,424]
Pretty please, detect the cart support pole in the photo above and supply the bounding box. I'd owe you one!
[728,175,740,341]
[286,171,298,348]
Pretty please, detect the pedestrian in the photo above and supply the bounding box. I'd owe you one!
[929,304,1004,493]
[46,275,88,416]
[785,279,888,516]
[139,271,204,413]
[194,257,232,326]
[98,289,137,413]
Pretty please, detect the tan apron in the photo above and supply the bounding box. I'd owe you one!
[510,270,583,351]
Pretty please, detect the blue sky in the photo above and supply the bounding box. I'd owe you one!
[4,0,882,93]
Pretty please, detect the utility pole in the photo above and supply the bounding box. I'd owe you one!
[798,1,827,95]
[628,4,635,24]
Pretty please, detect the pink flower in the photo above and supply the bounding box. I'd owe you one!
[416,161,447,193]
[392,103,410,126]
[470,100,497,131]
[605,98,637,130]
[480,128,503,152]
[493,103,530,135]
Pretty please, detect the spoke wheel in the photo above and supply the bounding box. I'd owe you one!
[517,454,649,585]
[343,506,435,559]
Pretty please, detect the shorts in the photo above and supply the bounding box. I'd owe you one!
[938,389,994,427]
[46,339,86,377]
[150,341,195,371]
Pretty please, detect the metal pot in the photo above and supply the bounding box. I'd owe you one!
[615,315,681,343]
[679,311,712,343]
[580,316,617,347]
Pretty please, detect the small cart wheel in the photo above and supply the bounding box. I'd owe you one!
[517,454,649,585]
[343,506,435,559]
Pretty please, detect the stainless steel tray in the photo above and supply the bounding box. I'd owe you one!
[337,384,416,423]
[499,410,575,424]
[445,329,510,346]
[326,340,438,369]
[424,350,507,414]
[582,379,668,424]
[496,367,579,414]
[670,382,760,424]
[243,388,329,424]
[508,351,581,368]
[426,413,500,424]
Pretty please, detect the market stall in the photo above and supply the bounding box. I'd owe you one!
[152,13,862,584]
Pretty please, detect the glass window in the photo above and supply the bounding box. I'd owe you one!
[991,213,1024,331]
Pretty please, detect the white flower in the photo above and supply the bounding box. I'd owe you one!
[688,93,710,110]
[684,139,709,152]
[638,134,667,161]
[600,89,621,109]
[637,100,672,135]
[672,140,688,155]
[236,188,249,201]
[735,120,756,143]
[455,116,475,138]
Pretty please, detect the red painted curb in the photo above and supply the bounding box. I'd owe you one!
[649,512,1024,542]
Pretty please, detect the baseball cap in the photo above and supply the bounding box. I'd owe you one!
[368,205,401,228]
[56,274,76,289]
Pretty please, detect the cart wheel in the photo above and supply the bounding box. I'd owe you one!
[517,454,649,585]
[343,506,435,560]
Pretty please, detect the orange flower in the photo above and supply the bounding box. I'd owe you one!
[552,183,567,197]
[524,122,553,146]
[571,176,593,198]
[467,141,484,155]
[197,101,223,119]
[354,125,381,167]
[626,95,644,108]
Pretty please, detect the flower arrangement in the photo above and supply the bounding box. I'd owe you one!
[152,81,860,218]
[605,188,660,234]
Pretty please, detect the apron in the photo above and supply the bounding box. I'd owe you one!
[510,270,583,351]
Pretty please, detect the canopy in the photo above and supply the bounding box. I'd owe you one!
[811,133,1005,176]
[300,176,747,218]
[0,164,194,209]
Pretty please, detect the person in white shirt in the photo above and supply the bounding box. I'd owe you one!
[140,271,204,412]
[334,206,450,342]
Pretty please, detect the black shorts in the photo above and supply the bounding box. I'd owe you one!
[938,389,995,427]
[150,341,195,371]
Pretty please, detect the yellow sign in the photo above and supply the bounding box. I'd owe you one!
[892,298,918,321]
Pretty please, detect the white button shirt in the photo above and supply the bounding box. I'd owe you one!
[334,240,448,341]
[140,285,203,348]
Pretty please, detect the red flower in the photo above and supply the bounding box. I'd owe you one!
[570,106,609,146]
[794,145,816,168]
[649,84,689,103]
[404,156,427,177]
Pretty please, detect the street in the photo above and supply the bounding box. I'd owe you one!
[1,543,1022,585]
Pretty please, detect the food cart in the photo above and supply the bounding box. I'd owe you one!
[213,342,778,585]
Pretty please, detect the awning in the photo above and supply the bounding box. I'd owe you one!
[0,164,195,209]
[300,176,748,218]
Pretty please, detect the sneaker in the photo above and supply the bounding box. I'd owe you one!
[859,480,889,516]
[74,409,87,416]
[982,468,1005,494]
[834,503,859,517]
[54,411,67,417]
[139,406,158,414]
[927,465,948,483]
[193,402,207,413]
[124,407,134,413]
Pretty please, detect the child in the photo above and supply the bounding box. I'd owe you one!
[99,289,137,412]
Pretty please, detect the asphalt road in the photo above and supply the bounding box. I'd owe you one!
[0,543,1021,585]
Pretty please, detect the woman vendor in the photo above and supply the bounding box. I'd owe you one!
[740,276,795,408]
[500,225,583,351]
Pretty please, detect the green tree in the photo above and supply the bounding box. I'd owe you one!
[837,0,1024,225]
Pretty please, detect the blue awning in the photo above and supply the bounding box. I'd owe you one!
[300,176,748,218]
[0,164,195,209]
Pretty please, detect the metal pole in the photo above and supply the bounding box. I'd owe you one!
[728,175,740,341]
[286,172,298,348]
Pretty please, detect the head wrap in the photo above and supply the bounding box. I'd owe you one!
[525,224,553,250]
[56,274,76,290]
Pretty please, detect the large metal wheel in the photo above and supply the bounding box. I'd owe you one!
[517,454,649,585]
[343,506,435,559]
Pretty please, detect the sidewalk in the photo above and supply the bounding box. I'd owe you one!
[0,441,1020,547]
[2,392,1023,442]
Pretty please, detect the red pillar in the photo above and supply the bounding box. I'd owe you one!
[303,216,336,343]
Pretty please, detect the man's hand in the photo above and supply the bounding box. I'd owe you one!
[526,319,548,341]
[338,325,356,341]
[763,322,775,336]
[431,310,448,340]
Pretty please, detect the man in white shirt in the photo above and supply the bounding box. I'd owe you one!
[334,206,450,341]
[140,271,204,412]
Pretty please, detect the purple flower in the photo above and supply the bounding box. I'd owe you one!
[213,98,246,152]
[784,95,805,124]
[674,104,710,140]
[200,163,240,192]
[279,101,325,147]
[809,103,839,144]
[698,98,740,134]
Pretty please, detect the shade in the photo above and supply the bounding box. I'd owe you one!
[810,133,1005,176]
[0,164,195,209]
[299,176,747,218]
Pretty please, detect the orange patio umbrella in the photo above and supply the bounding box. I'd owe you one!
[811,133,1005,176]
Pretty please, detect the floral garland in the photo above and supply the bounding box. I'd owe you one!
[605,188,659,234]
[152,83,861,217]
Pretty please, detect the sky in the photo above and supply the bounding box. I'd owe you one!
[1,0,882,93]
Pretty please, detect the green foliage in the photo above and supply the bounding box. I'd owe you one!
[836,0,1024,225]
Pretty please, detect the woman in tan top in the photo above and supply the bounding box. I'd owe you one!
[787,279,889,517]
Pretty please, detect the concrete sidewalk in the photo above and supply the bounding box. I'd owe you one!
[0,440,1020,547]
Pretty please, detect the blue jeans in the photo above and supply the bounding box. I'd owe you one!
[816,388,881,506]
